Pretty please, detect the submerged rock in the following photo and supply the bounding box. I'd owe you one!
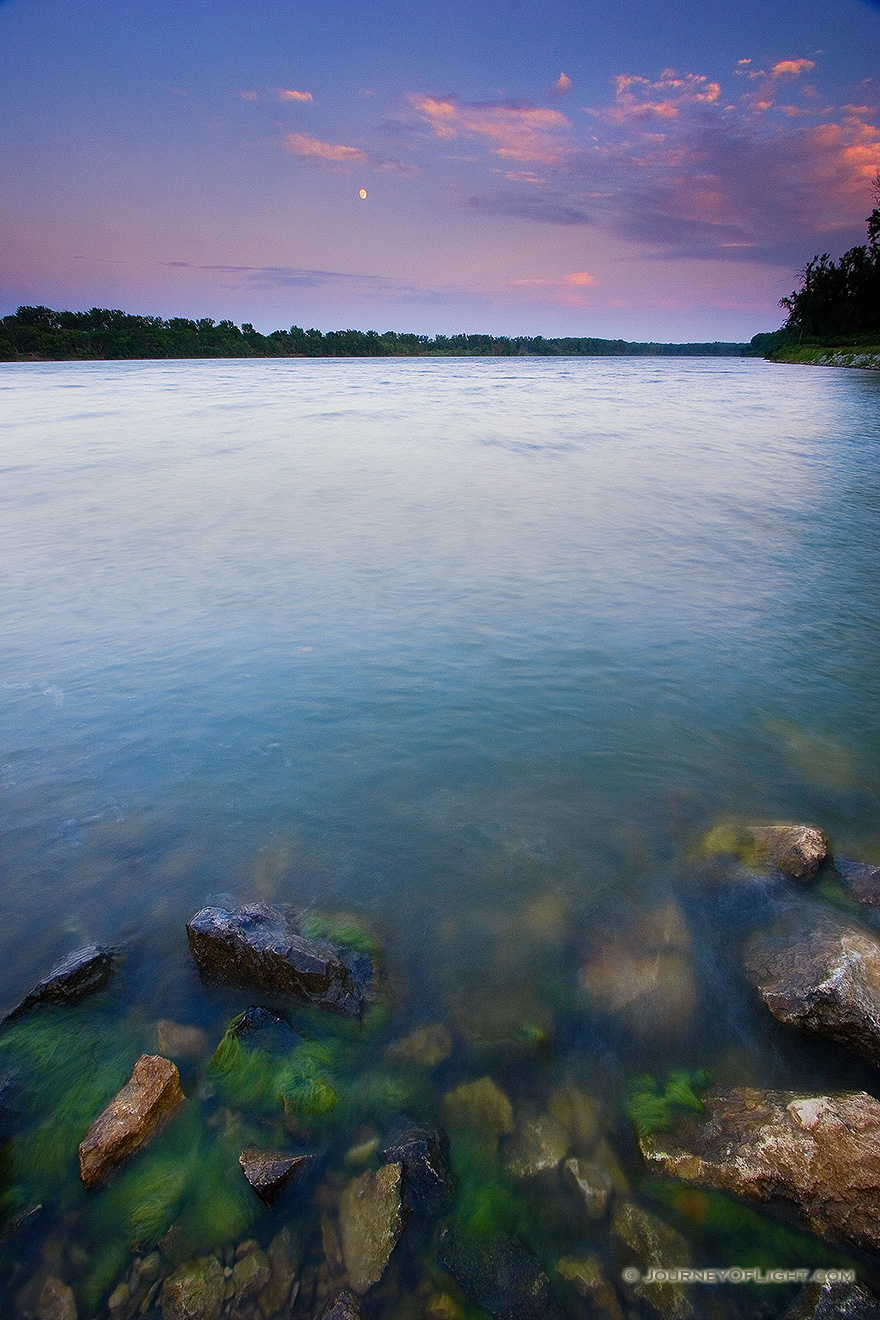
[504,1112,568,1179]
[381,1123,454,1217]
[442,1077,514,1139]
[338,1162,406,1294]
[564,1157,613,1220]
[700,821,827,880]
[158,1256,224,1320]
[782,1280,880,1319]
[156,1020,208,1061]
[386,1022,453,1068]
[30,1275,78,1320]
[238,1149,314,1206]
[581,902,696,1034]
[743,910,880,1065]
[437,1226,565,1320]
[318,1292,366,1320]
[639,1086,880,1255]
[258,1225,305,1317]
[611,1202,694,1320]
[232,1245,271,1304]
[555,1256,624,1320]
[231,1004,301,1047]
[3,946,114,1024]
[835,859,880,907]
[79,1054,184,1188]
[186,903,374,1019]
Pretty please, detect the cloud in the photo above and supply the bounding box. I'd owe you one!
[239,91,258,101]
[282,132,418,175]
[279,89,313,102]
[550,72,572,98]
[771,59,816,78]
[600,71,721,123]
[407,94,571,164]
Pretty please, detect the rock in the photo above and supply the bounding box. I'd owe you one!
[232,1248,270,1303]
[743,910,880,1065]
[835,859,880,906]
[782,1280,880,1319]
[442,1077,514,1138]
[437,1225,565,1320]
[318,1291,366,1320]
[504,1112,568,1179]
[158,1257,224,1320]
[34,1275,78,1320]
[381,1124,454,1216]
[700,821,827,880]
[257,1226,305,1316]
[79,1054,184,1188]
[156,1020,208,1060]
[555,1256,625,1320]
[386,1022,453,1068]
[231,1004,301,1047]
[564,1158,613,1220]
[186,903,374,1019]
[345,1135,380,1166]
[547,1083,601,1151]
[581,902,696,1034]
[338,1162,406,1294]
[639,1086,880,1255]
[3,946,114,1023]
[611,1202,694,1320]
[238,1148,314,1206]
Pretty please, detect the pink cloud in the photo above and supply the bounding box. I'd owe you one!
[602,71,721,123]
[551,72,572,97]
[771,59,816,78]
[408,94,571,164]
[284,133,366,163]
[279,89,313,103]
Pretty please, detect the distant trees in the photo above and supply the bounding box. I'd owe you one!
[0,306,749,362]
[779,175,880,340]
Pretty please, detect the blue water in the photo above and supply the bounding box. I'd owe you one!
[1,355,880,1309]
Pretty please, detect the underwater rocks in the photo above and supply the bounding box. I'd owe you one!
[158,1256,224,1320]
[580,901,696,1035]
[639,1086,880,1255]
[186,904,374,1019]
[442,1076,514,1138]
[79,1054,184,1188]
[381,1123,454,1217]
[238,1149,314,1206]
[2,946,114,1024]
[743,909,880,1066]
[437,1226,565,1320]
[783,1280,880,1319]
[700,821,827,880]
[318,1291,366,1320]
[338,1162,406,1294]
[611,1202,694,1320]
[835,859,880,906]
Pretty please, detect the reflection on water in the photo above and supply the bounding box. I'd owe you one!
[0,356,879,1315]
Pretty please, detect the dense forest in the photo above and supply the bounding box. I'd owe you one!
[777,178,880,341]
[0,306,748,361]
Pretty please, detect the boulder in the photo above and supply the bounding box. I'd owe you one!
[238,1149,314,1206]
[232,1004,301,1046]
[33,1275,78,1320]
[700,822,827,880]
[338,1162,406,1294]
[381,1124,454,1217]
[782,1280,880,1319]
[79,1055,184,1188]
[232,1246,271,1304]
[743,910,880,1065]
[158,1256,224,1320]
[318,1292,366,1320]
[835,859,880,907]
[386,1022,453,1068]
[3,946,114,1024]
[257,1226,305,1317]
[186,904,374,1019]
[564,1157,613,1220]
[639,1086,880,1255]
[442,1077,514,1139]
[504,1112,568,1179]
[437,1226,565,1320]
[580,902,696,1034]
[555,1257,625,1320]
[611,1202,694,1320]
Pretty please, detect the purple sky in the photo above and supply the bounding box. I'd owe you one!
[1,0,878,340]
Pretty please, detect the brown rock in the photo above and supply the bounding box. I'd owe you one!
[158,1256,224,1320]
[338,1163,406,1294]
[743,910,880,1066]
[257,1226,305,1317]
[581,902,696,1034]
[836,859,880,907]
[556,1256,625,1320]
[156,1020,208,1060]
[611,1202,694,1320]
[34,1275,78,1320]
[700,821,827,880]
[386,1022,453,1068]
[79,1055,184,1188]
[238,1149,314,1206]
[640,1086,880,1255]
[232,1248,270,1303]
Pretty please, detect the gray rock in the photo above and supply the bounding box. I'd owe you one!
[639,1086,880,1255]
[3,946,114,1024]
[186,904,374,1019]
[158,1256,224,1320]
[257,1226,305,1317]
[564,1157,613,1220]
[743,909,880,1065]
[835,859,880,906]
[437,1226,565,1320]
[381,1123,454,1217]
[782,1281,880,1319]
[611,1202,694,1320]
[338,1162,406,1294]
[318,1291,366,1320]
[238,1148,315,1206]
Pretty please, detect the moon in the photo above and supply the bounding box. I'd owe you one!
[359,189,367,199]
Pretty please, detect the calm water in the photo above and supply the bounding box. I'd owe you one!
[1,356,880,1314]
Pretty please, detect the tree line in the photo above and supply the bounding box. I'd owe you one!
[0,306,749,362]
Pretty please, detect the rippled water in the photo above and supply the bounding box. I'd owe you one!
[1,356,880,1314]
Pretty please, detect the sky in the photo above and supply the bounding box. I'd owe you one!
[1,0,879,341]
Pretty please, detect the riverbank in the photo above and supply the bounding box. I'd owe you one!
[769,344,880,370]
